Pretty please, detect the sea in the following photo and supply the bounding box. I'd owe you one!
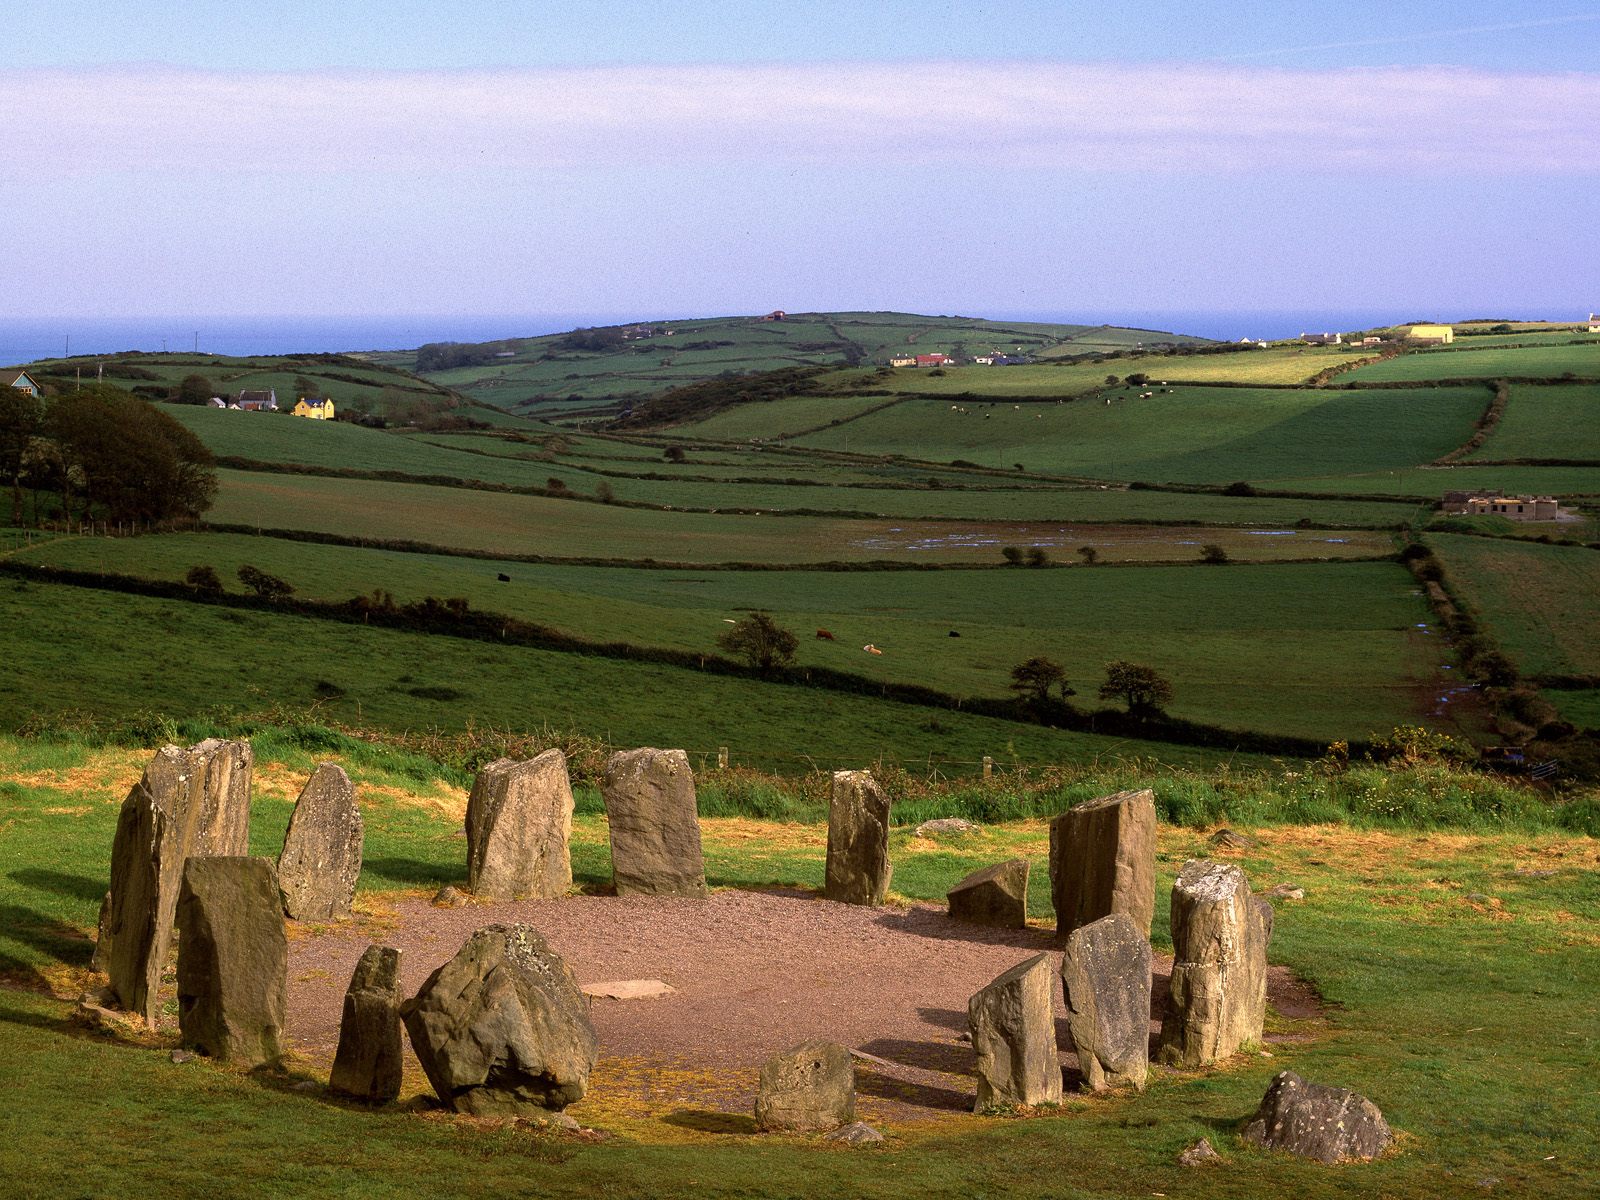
[0,309,1519,367]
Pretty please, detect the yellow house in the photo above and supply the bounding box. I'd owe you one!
[1406,324,1454,344]
[292,397,335,420]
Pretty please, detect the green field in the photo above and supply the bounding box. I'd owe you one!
[13,533,1438,740]
[788,386,1488,484]
[1427,534,1600,678]
[1467,384,1600,461]
[1347,342,1600,382]
[1267,464,1600,500]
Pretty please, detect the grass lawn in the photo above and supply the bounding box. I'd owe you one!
[1425,534,1600,677]
[12,536,1438,742]
[0,735,1596,1198]
[1346,342,1600,383]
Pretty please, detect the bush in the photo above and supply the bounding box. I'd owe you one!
[184,565,223,594]
[717,612,798,673]
[1199,544,1230,565]
[1222,481,1256,497]
[1025,548,1051,567]
[1000,546,1024,566]
[236,564,293,601]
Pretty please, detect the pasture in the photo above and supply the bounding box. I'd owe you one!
[1466,384,1600,462]
[1346,342,1600,383]
[13,534,1437,740]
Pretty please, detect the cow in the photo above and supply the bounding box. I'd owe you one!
[816,629,835,640]
[496,573,511,582]
[863,644,883,655]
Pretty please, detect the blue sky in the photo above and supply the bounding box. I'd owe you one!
[3,2,1596,325]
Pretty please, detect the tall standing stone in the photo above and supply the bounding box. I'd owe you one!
[1049,788,1156,940]
[968,953,1063,1111]
[824,770,892,906]
[278,763,363,921]
[401,924,598,1116]
[176,856,287,1067]
[600,748,706,897]
[1060,912,1152,1092]
[102,739,254,1022]
[465,752,574,901]
[1157,859,1273,1068]
[947,859,1030,928]
[330,945,404,1103]
[754,1040,856,1132]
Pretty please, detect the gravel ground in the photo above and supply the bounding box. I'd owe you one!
[287,888,1320,1121]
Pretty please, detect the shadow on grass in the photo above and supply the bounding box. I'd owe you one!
[360,857,456,888]
[0,903,95,980]
[8,868,107,904]
[662,1108,758,1135]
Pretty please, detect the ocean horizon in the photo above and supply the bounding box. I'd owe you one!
[0,308,1571,367]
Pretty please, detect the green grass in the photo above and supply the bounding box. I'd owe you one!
[1267,463,1600,499]
[1547,689,1600,729]
[0,576,1242,773]
[12,535,1441,741]
[1346,342,1600,383]
[790,387,1488,485]
[1467,384,1600,461]
[1426,534,1600,677]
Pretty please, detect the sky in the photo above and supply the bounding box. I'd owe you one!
[2,1,1597,328]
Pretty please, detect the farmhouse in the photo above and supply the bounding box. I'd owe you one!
[1299,332,1342,345]
[757,310,787,321]
[236,389,277,412]
[888,356,917,367]
[1463,494,1562,521]
[1406,324,1455,344]
[3,369,40,397]
[292,397,335,420]
[1589,313,1600,333]
[915,354,955,368]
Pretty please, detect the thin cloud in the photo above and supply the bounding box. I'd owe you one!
[3,61,1596,177]
[1218,13,1600,62]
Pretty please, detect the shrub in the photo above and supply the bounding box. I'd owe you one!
[1025,548,1051,567]
[1000,546,1024,566]
[717,612,798,673]
[1099,661,1174,717]
[1199,544,1230,565]
[184,564,223,594]
[236,564,293,601]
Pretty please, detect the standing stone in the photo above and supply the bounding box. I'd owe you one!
[102,739,254,1022]
[330,945,404,1103]
[1060,912,1152,1092]
[1049,788,1156,940]
[600,748,706,897]
[947,859,1030,928]
[1157,860,1273,1068]
[465,752,574,900]
[400,924,597,1115]
[1241,1071,1393,1163]
[175,856,286,1067]
[824,770,892,906]
[278,763,363,920]
[753,1040,855,1132]
[968,953,1063,1111]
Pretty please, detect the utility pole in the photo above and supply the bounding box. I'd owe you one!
[193,331,199,353]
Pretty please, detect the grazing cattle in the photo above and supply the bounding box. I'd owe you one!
[862,644,883,655]
[496,573,511,582]
[816,629,835,640]
[948,630,961,638]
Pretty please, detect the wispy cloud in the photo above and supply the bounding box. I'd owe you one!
[1217,13,1600,63]
[4,61,1596,176]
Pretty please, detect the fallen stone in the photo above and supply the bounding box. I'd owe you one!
[915,817,980,838]
[278,763,363,921]
[1061,912,1152,1092]
[1512,867,1556,879]
[102,739,254,1022]
[754,1040,855,1132]
[1209,828,1258,850]
[1157,860,1272,1068]
[1263,883,1305,901]
[1049,788,1156,940]
[600,749,707,897]
[465,752,574,901]
[581,979,676,1000]
[291,1080,319,1092]
[176,856,287,1067]
[169,1049,195,1064]
[431,884,470,908]
[73,986,139,1035]
[824,770,892,906]
[827,1121,885,1146]
[401,924,597,1116]
[1178,1137,1220,1166]
[947,859,1029,928]
[330,945,404,1103]
[1241,1071,1393,1163]
[968,953,1063,1111]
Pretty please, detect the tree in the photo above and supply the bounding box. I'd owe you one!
[1099,661,1174,717]
[1000,546,1024,566]
[185,565,223,594]
[176,374,215,406]
[662,445,686,463]
[717,612,798,672]
[1025,547,1051,567]
[1009,656,1073,707]
[237,564,294,601]
[0,388,41,520]
[595,481,616,504]
[1077,546,1098,565]
[1199,543,1230,565]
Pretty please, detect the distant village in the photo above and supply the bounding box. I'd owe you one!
[206,388,335,420]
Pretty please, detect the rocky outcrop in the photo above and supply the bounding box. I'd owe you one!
[968,953,1062,1111]
[823,770,892,906]
[400,924,597,1116]
[600,749,706,897]
[947,859,1030,928]
[1157,860,1273,1068]
[102,739,254,1022]
[175,856,286,1067]
[465,752,574,901]
[1049,788,1156,940]
[753,1040,855,1132]
[1241,1071,1392,1163]
[329,945,404,1103]
[1060,912,1151,1092]
[278,763,363,921]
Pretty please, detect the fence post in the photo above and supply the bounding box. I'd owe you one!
[717,746,729,770]
[982,755,993,782]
